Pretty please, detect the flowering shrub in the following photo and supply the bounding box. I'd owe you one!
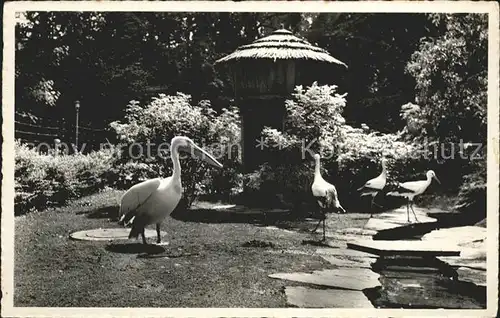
[336,126,413,194]
[245,161,316,211]
[15,141,117,214]
[262,83,347,160]
[246,83,444,211]
[110,93,242,207]
[241,83,345,211]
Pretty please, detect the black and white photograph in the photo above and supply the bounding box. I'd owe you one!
[2,1,499,316]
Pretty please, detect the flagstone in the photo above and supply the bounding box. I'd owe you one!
[315,247,376,259]
[285,286,374,308]
[363,218,404,231]
[456,267,486,287]
[320,255,373,269]
[269,268,381,290]
[347,239,460,257]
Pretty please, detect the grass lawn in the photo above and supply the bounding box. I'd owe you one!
[15,188,369,307]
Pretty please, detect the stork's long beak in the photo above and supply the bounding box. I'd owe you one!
[189,143,223,168]
[434,175,441,184]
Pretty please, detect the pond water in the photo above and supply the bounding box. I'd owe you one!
[262,210,486,309]
[366,255,486,309]
[366,224,486,309]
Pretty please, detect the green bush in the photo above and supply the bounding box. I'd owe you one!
[246,83,448,212]
[335,126,418,209]
[399,14,488,217]
[14,141,117,214]
[108,161,159,190]
[110,93,242,207]
[245,161,316,211]
[405,14,487,143]
[241,83,344,211]
[261,83,347,160]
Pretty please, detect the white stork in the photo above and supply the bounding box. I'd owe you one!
[118,136,223,245]
[357,158,388,216]
[311,153,346,241]
[387,170,441,223]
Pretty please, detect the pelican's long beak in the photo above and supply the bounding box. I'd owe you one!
[434,175,441,184]
[190,143,223,169]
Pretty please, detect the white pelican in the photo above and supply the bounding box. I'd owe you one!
[357,158,388,216]
[118,136,223,245]
[387,170,441,223]
[311,153,346,241]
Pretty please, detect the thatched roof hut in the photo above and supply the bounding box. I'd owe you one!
[215,29,347,66]
[215,29,347,173]
[215,29,346,99]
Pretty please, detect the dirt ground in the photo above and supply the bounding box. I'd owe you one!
[14,189,369,307]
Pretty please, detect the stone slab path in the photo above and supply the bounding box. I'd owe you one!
[319,255,373,269]
[421,226,487,286]
[269,268,381,290]
[284,286,374,308]
[315,246,376,258]
[268,214,382,308]
[347,240,461,257]
[363,206,437,231]
[269,207,486,308]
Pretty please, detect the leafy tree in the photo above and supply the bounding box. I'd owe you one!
[15,12,330,125]
[308,13,438,132]
[16,12,108,122]
[403,13,488,218]
[405,13,487,143]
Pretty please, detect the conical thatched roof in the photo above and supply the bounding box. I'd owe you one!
[215,29,347,67]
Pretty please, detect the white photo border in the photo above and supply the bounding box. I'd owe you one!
[2,1,499,317]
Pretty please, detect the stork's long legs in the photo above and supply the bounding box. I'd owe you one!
[369,194,383,218]
[311,209,327,241]
[156,223,162,243]
[371,195,383,208]
[141,227,148,245]
[311,217,322,233]
[312,201,325,234]
[406,200,411,223]
[409,201,419,223]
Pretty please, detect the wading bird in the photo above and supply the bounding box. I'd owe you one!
[118,136,223,245]
[311,153,346,241]
[386,170,441,223]
[357,158,388,216]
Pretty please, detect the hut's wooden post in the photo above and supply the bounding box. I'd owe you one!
[230,58,296,173]
[238,96,287,173]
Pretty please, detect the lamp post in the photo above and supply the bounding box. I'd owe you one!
[75,100,80,152]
